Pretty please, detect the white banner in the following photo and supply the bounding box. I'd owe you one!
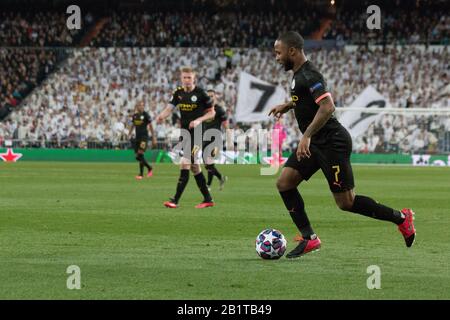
[235,72,288,123]
[338,85,391,138]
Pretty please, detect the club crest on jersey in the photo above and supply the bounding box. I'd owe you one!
[309,82,323,93]
[191,95,197,102]
[291,79,295,89]
[140,115,144,120]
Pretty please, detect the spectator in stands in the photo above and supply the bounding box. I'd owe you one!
[0,11,87,47]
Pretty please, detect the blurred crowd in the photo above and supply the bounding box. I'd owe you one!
[0,3,447,47]
[0,11,90,46]
[0,48,60,122]
[324,0,449,45]
[1,46,448,153]
[90,10,319,48]
[315,46,449,109]
[350,114,450,155]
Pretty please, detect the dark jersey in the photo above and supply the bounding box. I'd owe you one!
[169,86,213,129]
[203,105,227,131]
[290,60,342,144]
[132,111,151,138]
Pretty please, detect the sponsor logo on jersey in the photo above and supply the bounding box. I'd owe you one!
[178,103,198,111]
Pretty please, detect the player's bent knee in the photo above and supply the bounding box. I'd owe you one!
[276,178,295,192]
[333,190,355,211]
[335,197,354,211]
[191,164,201,174]
[276,168,303,192]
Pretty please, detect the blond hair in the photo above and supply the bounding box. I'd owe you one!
[180,66,195,74]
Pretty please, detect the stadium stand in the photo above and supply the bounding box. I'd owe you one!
[0,11,88,47]
[89,10,320,48]
[1,46,448,153]
[0,48,61,121]
[323,0,449,44]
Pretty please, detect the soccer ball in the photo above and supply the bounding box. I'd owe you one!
[255,228,287,259]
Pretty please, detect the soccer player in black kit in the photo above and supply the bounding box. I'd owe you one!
[203,89,228,190]
[269,31,416,259]
[156,67,216,209]
[128,101,157,180]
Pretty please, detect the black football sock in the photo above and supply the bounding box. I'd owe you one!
[194,172,213,202]
[205,164,214,186]
[212,165,222,180]
[141,155,152,172]
[136,154,144,176]
[173,169,190,203]
[279,188,315,239]
[139,162,144,176]
[349,195,405,225]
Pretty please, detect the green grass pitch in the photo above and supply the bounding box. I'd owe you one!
[0,161,449,299]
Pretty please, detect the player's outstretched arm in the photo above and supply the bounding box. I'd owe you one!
[189,108,216,129]
[148,122,157,148]
[303,96,335,139]
[202,108,216,122]
[156,105,174,123]
[128,124,135,139]
[268,101,294,119]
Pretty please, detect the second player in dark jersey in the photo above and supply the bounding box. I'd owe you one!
[128,101,157,179]
[132,110,151,150]
[269,31,415,259]
[203,89,228,190]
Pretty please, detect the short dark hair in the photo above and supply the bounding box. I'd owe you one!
[277,31,304,49]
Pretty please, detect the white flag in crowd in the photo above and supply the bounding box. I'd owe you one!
[235,72,288,123]
[338,85,391,138]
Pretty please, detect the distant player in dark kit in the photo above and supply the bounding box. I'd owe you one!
[269,31,416,259]
[128,101,157,180]
[203,89,228,190]
[156,67,216,209]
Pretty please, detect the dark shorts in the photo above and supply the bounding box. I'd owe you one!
[284,127,355,193]
[134,138,148,153]
[202,136,220,160]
